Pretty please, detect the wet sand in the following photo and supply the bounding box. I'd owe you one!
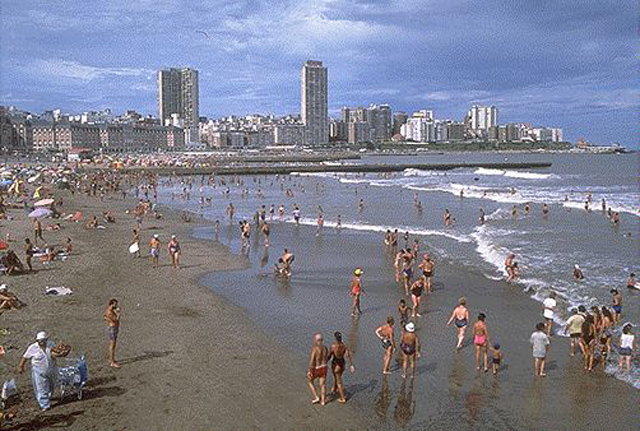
[0,191,371,430]
[199,220,640,430]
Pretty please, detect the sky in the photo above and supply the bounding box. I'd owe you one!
[0,0,637,145]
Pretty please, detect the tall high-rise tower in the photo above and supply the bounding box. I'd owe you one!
[300,61,328,145]
[158,67,199,144]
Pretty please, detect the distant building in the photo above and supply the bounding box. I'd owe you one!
[340,104,392,143]
[468,105,498,131]
[158,67,199,145]
[329,120,348,142]
[393,111,408,136]
[401,111,435,143]
[274,123,305,146]
[301,61,328,145]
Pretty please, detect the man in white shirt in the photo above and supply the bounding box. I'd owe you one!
[543,292,557,336]
[18,331,59,411]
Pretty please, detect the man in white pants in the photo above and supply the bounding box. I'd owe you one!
[19,331,59,411]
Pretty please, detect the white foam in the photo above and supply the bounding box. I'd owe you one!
[285,217,472,243]
[473,167,556,180]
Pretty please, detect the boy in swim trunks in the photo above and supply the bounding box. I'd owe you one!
[490,342,502,375]
[307,333,329,405]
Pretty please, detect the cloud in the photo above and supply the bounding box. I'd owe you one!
[31,59,152,82]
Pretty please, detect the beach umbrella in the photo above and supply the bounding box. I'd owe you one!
[34,198,55,207]
[29,208,52,218]
[0,240,8,250]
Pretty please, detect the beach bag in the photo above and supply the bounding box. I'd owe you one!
[1,379,17,400]
[129,243,140,254]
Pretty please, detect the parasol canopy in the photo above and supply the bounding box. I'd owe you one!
[29,208,52,218]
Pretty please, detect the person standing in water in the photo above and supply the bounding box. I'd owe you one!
[328,331,355,403]
[505,254,519,283]
[400,322,421,379]
[444,209,451,226]
[543,292,557,336]
[618,324,635,370]
[307,333,329,405]
[564,309,585,356]
[611,289,622,325]
[447,297,470,350]
[375,317,396,375]
[479,208,486,225]
[409,278,425,318]
[419,254,435,293]
[350,268,365,316]
[261,221,270,247]
[472,313,490,371]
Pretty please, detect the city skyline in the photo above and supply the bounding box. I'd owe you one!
[0,1,637,146]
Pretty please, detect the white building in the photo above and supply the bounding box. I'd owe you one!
[468,105,498,131]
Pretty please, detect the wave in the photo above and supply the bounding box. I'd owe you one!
[285,217,472,243]
[474,168,557,180]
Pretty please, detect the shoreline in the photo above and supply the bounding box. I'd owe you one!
[1,191,371,430]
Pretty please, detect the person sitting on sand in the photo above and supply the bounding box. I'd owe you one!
[0,284,26,310]
[102,211,116,223]
[307,333,329,406]
[64,238,73,254]
[86,216,98,229]
[2,250,25,275]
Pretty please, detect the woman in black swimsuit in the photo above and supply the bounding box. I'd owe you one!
[400,323,421,379]
[328,332,355,403]
[581,315,596,371]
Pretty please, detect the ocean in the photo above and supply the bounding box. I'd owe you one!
[157,152,639,429]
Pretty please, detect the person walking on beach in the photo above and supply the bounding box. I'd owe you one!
[149,234,160,268]
[611,289,622,325]
[19,332,61,411]
[490,343,502,375]
[400,322,420,379]
[307,333,328,406]
[472,313,490,371]
[351,268,364,316]
[581,314,596,371]
[168,235,181,269]
[618,324,635,370]
[409,278,425,318]
[447,297,469,350]
[104,298,121,368]
[375,317,396,375]
[24,238,35,272]
[419,254,435,293]
[543,292,557,335]
[328,331,355,403]
[33,218,44,245]
[530,322,550,377]
[261,221,270,247]
[565,309,585,356]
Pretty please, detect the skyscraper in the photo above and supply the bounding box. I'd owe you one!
[468,105,498,131]
[158,67,199,144]
[300,61,328,145]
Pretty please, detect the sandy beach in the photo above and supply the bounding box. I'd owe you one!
[0,189,371,430]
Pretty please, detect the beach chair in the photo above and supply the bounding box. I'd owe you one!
[57,355,88,401]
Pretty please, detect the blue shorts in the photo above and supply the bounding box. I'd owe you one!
[618,347,632,356]
[612,305,622,314]
[150,249,159,257]
[108,326,119,341]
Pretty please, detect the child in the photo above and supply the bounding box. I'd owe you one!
[398,299,409,327]
[490,342,503,375]
[618,324,634,370]
[530,322,550,377]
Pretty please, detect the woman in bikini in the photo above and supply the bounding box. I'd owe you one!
[400,323,421,378]
[447,297,470,350]
[328,332,355,403]
[598,306,613,367]
[472,313,490,371]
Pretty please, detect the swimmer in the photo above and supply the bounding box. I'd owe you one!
[418,255,435,293]
[573,264,584,280]
[610,289,622,325]
[444,209,451,226]
[627,273,638,290]
[261,221,270,247]
[479,208,486,225]
[447,297,470,350]
[505,254,519,283]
